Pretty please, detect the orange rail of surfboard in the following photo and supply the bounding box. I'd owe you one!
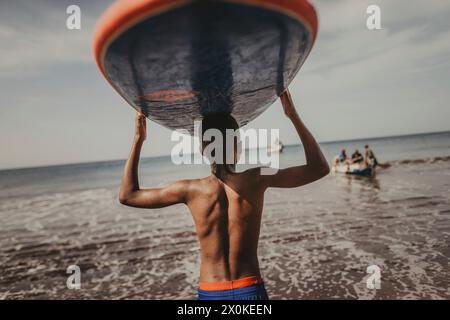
[92,0,318,77]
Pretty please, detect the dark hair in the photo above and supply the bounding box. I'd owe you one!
[365,145,369,148]
[201,113,239,177]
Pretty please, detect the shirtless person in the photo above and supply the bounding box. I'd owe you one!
[119,89,330,300]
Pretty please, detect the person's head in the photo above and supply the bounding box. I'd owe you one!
[365,144,369,149]
[355,149,360,154]
[341,148,346,155]
[201,113,240,177]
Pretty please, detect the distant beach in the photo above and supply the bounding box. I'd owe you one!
[1,131,449,299]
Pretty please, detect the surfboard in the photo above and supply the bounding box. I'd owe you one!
[93,0,318,133]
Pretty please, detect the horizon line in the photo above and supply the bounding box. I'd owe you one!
[1,129,449,172]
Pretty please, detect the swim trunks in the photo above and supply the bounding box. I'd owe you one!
[198,276,269,300]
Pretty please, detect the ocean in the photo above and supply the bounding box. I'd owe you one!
[1,131,449,299]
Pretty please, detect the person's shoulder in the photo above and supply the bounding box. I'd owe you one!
[173,178,200,190]
[171,178,203,202]
[177,176,216,192]
[239,167,260,176]
[240,166,274,182]
[185,176,224,200]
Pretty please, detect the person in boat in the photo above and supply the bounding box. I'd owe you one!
[335,149,347,165]
[333,149,347,166]
[269,137,284,153]
[350,149,364,164]
[118,88,329,300]
[365,144,378,167]
[276,138,284,153]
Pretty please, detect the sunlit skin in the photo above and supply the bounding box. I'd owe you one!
[119,88,330,283]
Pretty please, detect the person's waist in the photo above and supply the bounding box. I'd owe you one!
[200,252,259,271]
[199,276,264,291]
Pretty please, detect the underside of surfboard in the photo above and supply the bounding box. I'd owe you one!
[93,0,318,133]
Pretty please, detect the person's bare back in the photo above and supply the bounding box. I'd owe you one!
[186,168,266,283]
[119,89,329,299]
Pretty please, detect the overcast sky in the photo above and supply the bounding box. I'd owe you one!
[1,0,450,170]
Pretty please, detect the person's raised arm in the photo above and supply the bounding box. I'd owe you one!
[119,112,189,208]
[261,89,329,188]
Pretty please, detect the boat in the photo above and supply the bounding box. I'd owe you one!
[332,157,376,178]
[268,138,284,154]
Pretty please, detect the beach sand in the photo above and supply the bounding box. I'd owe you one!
[1,156,449,299]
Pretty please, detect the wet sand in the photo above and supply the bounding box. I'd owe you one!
[0,158,449,299]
